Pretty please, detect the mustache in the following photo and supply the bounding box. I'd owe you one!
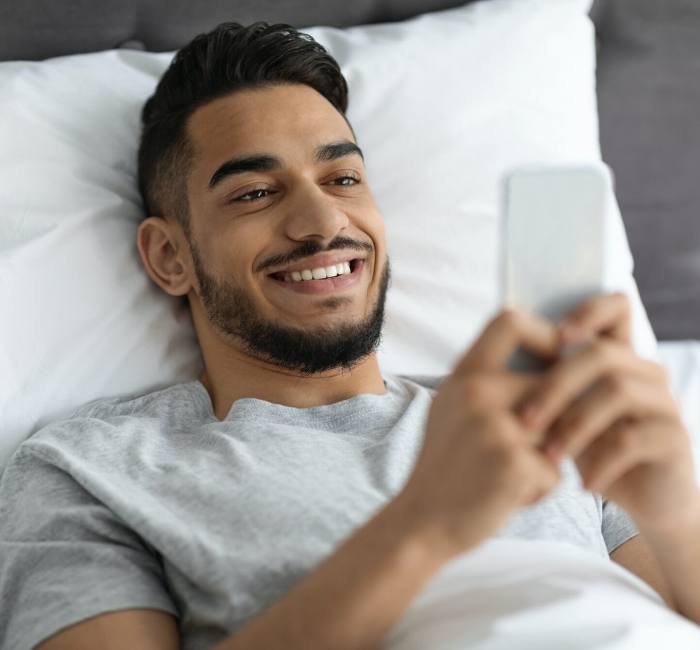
[259,237,373,273]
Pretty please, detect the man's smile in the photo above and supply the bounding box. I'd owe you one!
[267,258,365,294]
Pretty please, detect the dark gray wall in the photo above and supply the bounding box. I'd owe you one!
[594,0,700,339]
[0,0,468,60]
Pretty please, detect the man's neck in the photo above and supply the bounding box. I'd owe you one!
[198,353,386,421]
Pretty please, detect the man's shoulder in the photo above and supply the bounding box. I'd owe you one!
[1,381,208,489]
[68,379,199,421]
[20,379,205,455]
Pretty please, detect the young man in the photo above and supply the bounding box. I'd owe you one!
[1,21,699,650]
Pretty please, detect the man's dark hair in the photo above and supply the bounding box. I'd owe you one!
[137,22,349,235]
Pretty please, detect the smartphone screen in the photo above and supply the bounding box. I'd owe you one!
[500,164,610,370]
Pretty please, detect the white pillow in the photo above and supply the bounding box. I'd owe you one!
[0,0,657,472]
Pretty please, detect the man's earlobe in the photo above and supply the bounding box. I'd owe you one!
[136,216,192,298]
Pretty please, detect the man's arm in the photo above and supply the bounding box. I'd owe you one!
[612,511,700,625]
[610,534,676,609]
[633,509,700,624]
[35,609,179,650]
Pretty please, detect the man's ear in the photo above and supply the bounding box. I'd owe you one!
[136,216,192,297]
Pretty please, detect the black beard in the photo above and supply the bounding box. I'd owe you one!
[189,240,391,375]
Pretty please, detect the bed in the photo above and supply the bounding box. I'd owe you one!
[2,0,700,648]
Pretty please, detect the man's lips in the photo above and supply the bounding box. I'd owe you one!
[268,259,365,295]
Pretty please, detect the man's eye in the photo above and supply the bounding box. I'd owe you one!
[235,188,272,202]
[333,175,360,186]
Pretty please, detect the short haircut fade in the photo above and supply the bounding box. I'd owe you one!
[137,22,349,233]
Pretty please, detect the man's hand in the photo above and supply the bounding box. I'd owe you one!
[517,292,700,533]
[397,307,563,557]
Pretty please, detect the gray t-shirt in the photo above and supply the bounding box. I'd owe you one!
[0,373,638,650]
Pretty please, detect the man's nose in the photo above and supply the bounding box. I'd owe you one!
[282,181,350,241]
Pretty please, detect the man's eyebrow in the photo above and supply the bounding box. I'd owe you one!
[314,141,364,163]
[207,141,364,191]
[208,155,281,190]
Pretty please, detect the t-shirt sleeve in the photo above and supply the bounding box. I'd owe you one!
[0,445,179,650]
[601,497,639,554]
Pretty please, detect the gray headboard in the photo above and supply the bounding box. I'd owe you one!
[1,0,698,340]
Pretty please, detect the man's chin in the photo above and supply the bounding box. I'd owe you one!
[239,324,381,374]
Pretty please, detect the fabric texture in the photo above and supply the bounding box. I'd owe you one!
[0,374,638,650]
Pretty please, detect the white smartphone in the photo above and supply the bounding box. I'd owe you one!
[500,163,612,372]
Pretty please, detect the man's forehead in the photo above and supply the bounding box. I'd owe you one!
[187,84,354,163]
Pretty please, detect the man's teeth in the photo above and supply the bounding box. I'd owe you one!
[282,261,352,282]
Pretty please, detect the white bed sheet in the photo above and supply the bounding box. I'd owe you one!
[383,538,700,650]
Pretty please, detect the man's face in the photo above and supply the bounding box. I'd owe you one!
[183,83,391,374]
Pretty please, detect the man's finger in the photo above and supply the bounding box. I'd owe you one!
[517,337,634,432]
[461,370,538,412]
[574,416,650,493]
[455,308,560,374]
[538,373,679,461]
[559,291,631,346]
